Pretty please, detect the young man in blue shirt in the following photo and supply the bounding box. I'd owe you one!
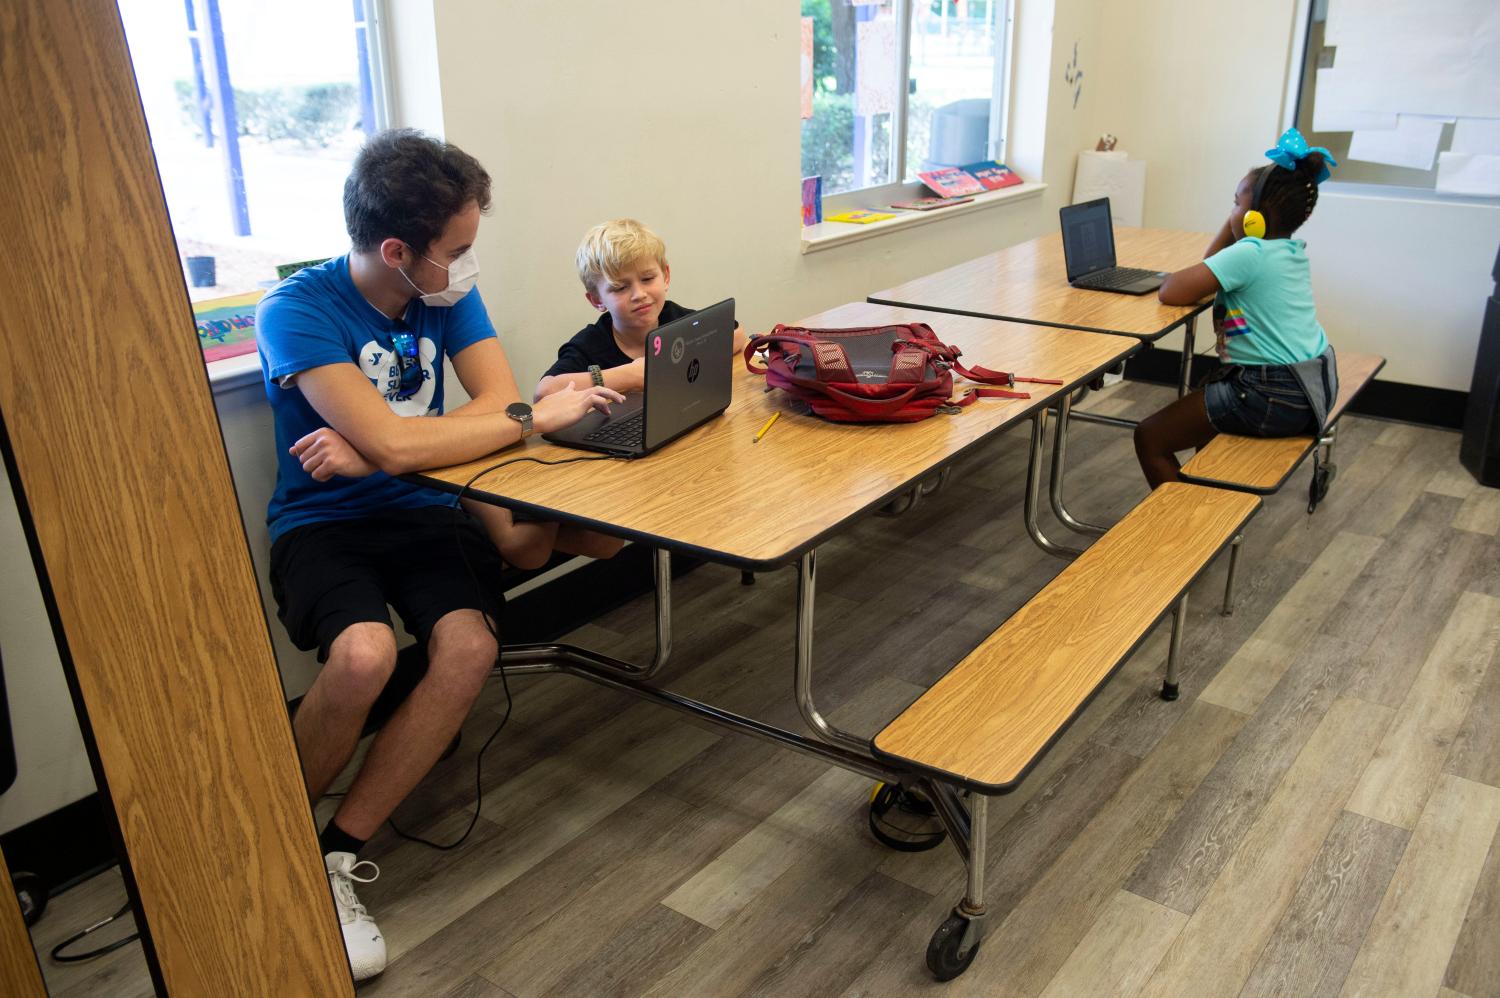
[257,129,620,980]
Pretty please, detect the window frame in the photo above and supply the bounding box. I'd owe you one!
[818,0,1014,213]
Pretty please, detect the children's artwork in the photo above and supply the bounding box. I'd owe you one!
[801,176,823,226]
[960,161,1024,191]
[800,17,814,120]
[194,291,263,362]
[825,210,896,225]
[854,18,898,116]
[890,196,973,211]
[917,167,986,198]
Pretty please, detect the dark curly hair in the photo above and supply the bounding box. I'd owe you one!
[1249,152,1325,237]
[343,129,492,254]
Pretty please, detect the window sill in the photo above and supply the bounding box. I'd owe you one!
[208,353,262,392]
[800,182,1047,255]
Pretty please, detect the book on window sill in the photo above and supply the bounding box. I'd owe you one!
[916,167,986,199]
[825,209,897,225]
[960,160,1024,191]
[194,290,264,363]
[890,196,974,212]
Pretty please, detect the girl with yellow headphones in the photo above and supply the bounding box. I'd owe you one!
[1134,129,1340,489]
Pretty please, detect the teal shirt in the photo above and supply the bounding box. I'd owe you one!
[1204,237,1328,367]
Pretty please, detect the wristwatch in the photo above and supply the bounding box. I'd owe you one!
[588,364,604,387]
[506,401,534,439]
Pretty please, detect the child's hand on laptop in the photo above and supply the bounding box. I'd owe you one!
[533,382,626,434]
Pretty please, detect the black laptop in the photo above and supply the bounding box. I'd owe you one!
[543,298,735,457]
[1060,198,1167,295]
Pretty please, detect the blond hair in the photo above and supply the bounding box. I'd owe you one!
[575,218,668,291]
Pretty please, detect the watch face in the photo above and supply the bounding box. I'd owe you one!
[506,401,532,420]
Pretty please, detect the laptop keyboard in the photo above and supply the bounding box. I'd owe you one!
[1077,267,1161,290]
[583,410,645,446]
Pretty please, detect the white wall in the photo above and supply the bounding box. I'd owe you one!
[431,0,1107,391]
[0,469,95,833]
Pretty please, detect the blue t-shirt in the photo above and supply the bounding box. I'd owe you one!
[257,255,497,541]
[1204,237,1328,367]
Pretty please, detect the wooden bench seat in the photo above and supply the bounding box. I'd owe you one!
[872,482,1260,793]
[1180,352,1385,494]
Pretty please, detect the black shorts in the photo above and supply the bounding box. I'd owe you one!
[269,505,507,662]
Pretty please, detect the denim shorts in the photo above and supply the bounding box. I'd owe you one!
[1203,364,1318,437]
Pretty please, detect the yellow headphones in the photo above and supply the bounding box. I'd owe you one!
[1241,166,1272,240]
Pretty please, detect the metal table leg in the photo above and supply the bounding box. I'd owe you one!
[1049,392,1109,537]
[794,549,875,754]
[921,783,988,980]
[1025,411,1084,559]
[1178,314,1198,398]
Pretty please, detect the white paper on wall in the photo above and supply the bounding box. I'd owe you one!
[1312,108,1396,133]
[1317,0,1500,121]
[1346,115,1449,170]
[1435,152,1500,196]
[855,19,898,117]
[1452,118,1500,155]
[1072,151,1147,227]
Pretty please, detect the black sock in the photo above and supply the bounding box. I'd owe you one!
[319,821,367,859]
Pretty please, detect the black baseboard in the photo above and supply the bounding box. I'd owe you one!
[1122,345,1467,429]
[1,794,117,897]
[6,542,700,904]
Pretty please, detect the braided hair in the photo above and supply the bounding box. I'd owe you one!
[1251,152,1324,237]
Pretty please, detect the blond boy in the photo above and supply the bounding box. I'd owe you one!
[535,219,746,399]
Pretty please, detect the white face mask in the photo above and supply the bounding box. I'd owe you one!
[401,247,479,307]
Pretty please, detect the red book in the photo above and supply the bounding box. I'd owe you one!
[960,160,1023,191]
[917,167,985,198]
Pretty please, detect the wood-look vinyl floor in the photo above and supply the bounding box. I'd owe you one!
[30,381,1500,998]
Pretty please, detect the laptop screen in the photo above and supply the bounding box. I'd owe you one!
[1060,198,1116,281]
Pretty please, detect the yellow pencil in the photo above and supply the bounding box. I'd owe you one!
[752,411,781,443]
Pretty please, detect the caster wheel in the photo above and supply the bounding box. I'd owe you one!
[868,782,946,852]
[926,912,980,981]
[12,871,47,927]
[1160,681,1180,701]
[740,571,756,586]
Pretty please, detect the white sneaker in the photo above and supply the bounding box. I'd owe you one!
[325,851,387,981]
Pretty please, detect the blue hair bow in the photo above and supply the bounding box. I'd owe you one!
[1265,127,1337,184]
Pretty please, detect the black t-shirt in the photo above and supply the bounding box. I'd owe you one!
[542,300,693,378]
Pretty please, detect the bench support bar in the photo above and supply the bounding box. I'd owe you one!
[1222,535,1243,616]
[1162,593,1188,701]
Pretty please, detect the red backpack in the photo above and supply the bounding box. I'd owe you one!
[743,322,1061,423]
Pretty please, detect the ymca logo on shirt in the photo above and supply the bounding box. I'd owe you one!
[358,336,438,416]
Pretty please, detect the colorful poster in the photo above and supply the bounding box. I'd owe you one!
[194,290,263,362]
[800,16,814,120]
[854,18,898,117]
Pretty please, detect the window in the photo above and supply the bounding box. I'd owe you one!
[117,0,392,304]
[800,0,1009,200]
